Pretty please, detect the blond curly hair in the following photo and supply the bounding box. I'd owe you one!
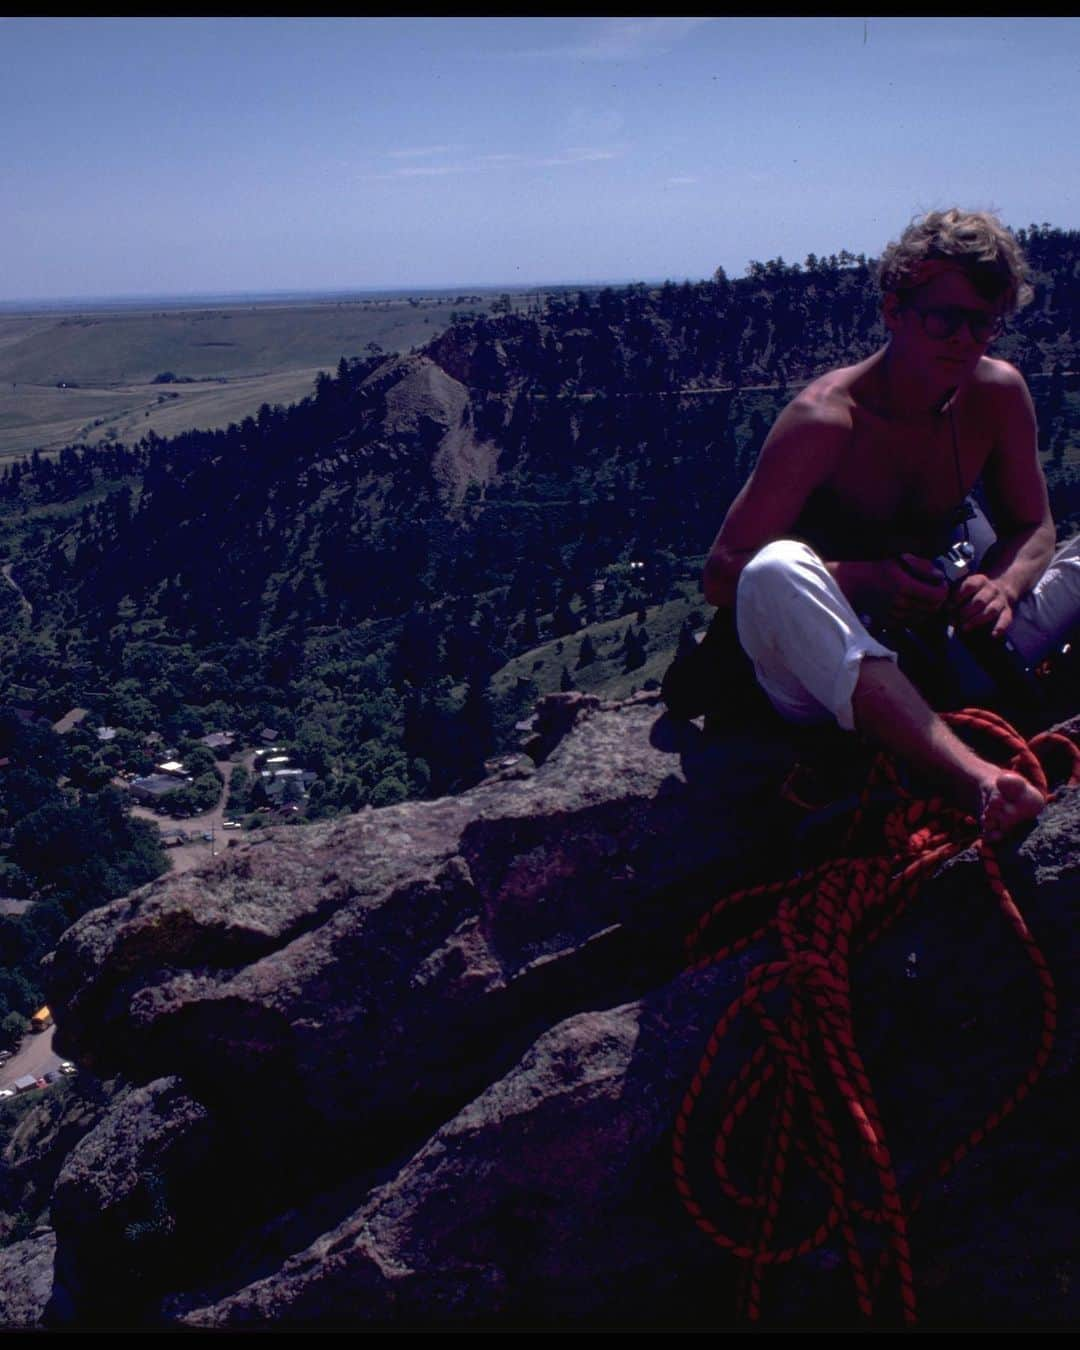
[877,208,1033,314]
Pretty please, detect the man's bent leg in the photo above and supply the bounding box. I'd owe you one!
[736,540,1046,839]
[736,539,898,730]
[1008,532,1080,665]
[852,658,1045,842]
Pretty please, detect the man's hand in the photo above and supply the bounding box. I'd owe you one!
[886,554,951,624]
[948,571,1014,637]
[835,554,949,624]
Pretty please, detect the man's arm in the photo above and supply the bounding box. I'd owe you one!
[951,365,1055,637]
[702,396,845,607]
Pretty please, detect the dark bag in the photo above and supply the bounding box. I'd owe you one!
[661,608,777,726]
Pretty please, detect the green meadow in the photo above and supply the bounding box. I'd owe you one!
[0,290,516,458]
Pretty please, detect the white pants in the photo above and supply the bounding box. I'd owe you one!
[736,535,1080,731]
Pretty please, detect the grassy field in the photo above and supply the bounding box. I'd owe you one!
[491,579,708,714]
[0,290,518,458]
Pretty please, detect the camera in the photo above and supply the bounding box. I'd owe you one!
[933,539,975,589]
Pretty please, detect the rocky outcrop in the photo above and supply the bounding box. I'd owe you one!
[359,353,500,504]
[0,1231,55,1329]
[5,696,1078,1328]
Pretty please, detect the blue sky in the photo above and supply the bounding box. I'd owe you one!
[3,16,1079,302]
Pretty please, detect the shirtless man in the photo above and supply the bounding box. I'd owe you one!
[703,209,1080,842]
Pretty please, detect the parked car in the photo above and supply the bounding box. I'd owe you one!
[0,1088,15,1100]
[0,1049,13,1063]
[59,1061,76,1076]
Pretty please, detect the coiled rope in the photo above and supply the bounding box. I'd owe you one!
[672,708,1080,1325]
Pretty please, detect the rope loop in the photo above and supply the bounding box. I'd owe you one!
[673,709,1078,1326]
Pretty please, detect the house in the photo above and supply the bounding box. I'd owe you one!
[129,774,185,805]
[30,1007,53,1032]
[200,731,235,752]
[52,707,89,735]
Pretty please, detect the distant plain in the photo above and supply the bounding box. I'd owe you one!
[0,290,519,458]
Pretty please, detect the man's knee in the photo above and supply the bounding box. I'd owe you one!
[1009,530,1080,663]
[737,538,821,609]
[736,539,831,671]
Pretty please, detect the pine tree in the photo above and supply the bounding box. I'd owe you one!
[623,629,646,672]
[676,618,699,659]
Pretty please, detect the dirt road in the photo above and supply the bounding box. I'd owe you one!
[130,751,256,876]
[0,1025,63,1091]
[1,562,32,620]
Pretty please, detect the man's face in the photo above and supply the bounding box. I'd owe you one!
[884,268,1005,380]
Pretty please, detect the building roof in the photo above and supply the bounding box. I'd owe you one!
[130,774,184,797]
[52,707,89,735]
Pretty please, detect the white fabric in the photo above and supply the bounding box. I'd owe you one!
[735,534,1080,730]
[966,501,1080,663]
[1007,532,1080,664]
[735,540,897,731]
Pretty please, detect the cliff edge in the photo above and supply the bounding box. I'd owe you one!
[1,695,1077,1329]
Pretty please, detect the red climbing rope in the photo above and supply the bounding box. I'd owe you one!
[672,710,1080,1326]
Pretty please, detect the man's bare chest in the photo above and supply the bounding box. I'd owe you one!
[829,412,991,524]
[795,409,994,560]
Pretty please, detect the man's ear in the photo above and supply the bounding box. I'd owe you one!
[882,291,903,332]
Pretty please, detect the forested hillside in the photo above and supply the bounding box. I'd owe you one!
[0,227,1078,1012]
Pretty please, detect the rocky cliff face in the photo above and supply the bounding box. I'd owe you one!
[358,351,501,505]
[1,695,1077,1329]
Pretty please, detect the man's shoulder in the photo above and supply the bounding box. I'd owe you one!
[968,355,1030,397]
[781,367,858,434]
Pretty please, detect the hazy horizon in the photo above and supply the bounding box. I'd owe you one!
[0,277,675,314]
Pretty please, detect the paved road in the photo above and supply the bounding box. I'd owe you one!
[0,1025,63,1091]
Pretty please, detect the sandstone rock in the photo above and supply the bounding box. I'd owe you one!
[0,1230,56,1329]
[23,700,1080,1327]
[49,1077,216,1326]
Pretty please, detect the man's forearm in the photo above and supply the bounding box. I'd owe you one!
[980,522,1056,604]
[825,559,878,612]
[703,547,753,607]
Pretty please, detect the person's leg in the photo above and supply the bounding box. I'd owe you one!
[735,540,898,730]
[1007,532,1080,665]
[736,540,1045,838]
[851,657,1044,842]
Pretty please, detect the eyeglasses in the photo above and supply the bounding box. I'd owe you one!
[903,303,1005,343]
